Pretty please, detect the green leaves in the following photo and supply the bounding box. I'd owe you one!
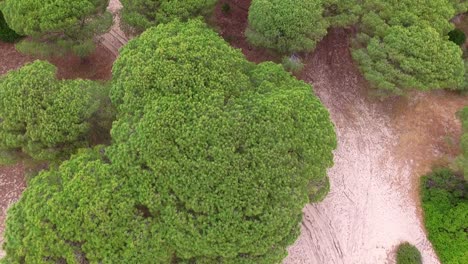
[352,0,466,95]
[246,0,329,54]
[1,0,111,57]
[353,25,465,94]
[0,61,100,162]
[421,169,467,264]
[121,0,217,32]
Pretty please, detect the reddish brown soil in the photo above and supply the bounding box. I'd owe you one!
[0,42,115,80]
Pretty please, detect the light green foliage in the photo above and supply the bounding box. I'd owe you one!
[421,169,467,264]
[323,0,363,27]
[2,147,173,264]
[246,0,329,54]
[3,20,337,263]
[353,25,465,95]
[281,55,305,74]
[1,0,112,57]
[456,107,468,180]
[0,61,99,162]
[396,242,422,264]
[352,1,467,94]
[451,0,468,14]
[120,0,217,32]
[361,0,456,36]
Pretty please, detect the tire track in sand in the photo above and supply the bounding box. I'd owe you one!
[284,28,465,264]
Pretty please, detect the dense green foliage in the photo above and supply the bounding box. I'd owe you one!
[421,169,467,264]
[2,20,336,263]
[246,0,328,54]
[120,0,217,32]
[352,0,466,94]
[448,28,467,46]
[1,0,112,57]
[0,61,100,163]
[396,242,422,264]
[0,10,21,42]
[352,25,465,95]
[323,0,362,27]
[456,107,468,180]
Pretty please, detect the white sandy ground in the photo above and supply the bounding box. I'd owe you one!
[284,28,468,264]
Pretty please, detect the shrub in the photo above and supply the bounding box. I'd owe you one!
[0,10,21,43]
[396,242,422,264]
[282,55,305,74]
[3,20,337,263]
[352,25,465,95]
[448,28,467,46]
[120,0,218,32]
[221,3,231,14]
[246,0,328,54]
[0,61,102,162]
[421,169,468,264]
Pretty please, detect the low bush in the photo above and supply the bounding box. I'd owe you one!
[421,169,467,264]
[396,242,422,264]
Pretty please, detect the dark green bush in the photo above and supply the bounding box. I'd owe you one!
[448,28,467,46]
[221,3,231,14]
[0,11,21,43]
[421,169,468,264]
[396,242,422,264]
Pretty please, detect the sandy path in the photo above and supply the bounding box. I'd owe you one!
[284,28,467,264]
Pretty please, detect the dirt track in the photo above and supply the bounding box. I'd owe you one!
[284,28,467,264]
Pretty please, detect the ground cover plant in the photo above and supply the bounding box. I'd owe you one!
[1,20,337,263]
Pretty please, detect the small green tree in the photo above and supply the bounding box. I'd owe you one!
[0,61,100,163]
[396,242,422,264]
[246,0,329,54]
[352,25,465,95]
[120,0,217,32]
[1,0,112,57]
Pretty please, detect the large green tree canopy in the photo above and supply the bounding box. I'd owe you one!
[2,20,337,263]
[0,0,111,56]
[120,0,217,32]
[0,61,100,162]
[246,0,329,54]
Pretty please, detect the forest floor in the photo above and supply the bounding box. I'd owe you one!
[0,0,467,263]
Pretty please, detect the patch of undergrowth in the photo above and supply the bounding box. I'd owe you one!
[396,242,422,264]
[420,168,467,264]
